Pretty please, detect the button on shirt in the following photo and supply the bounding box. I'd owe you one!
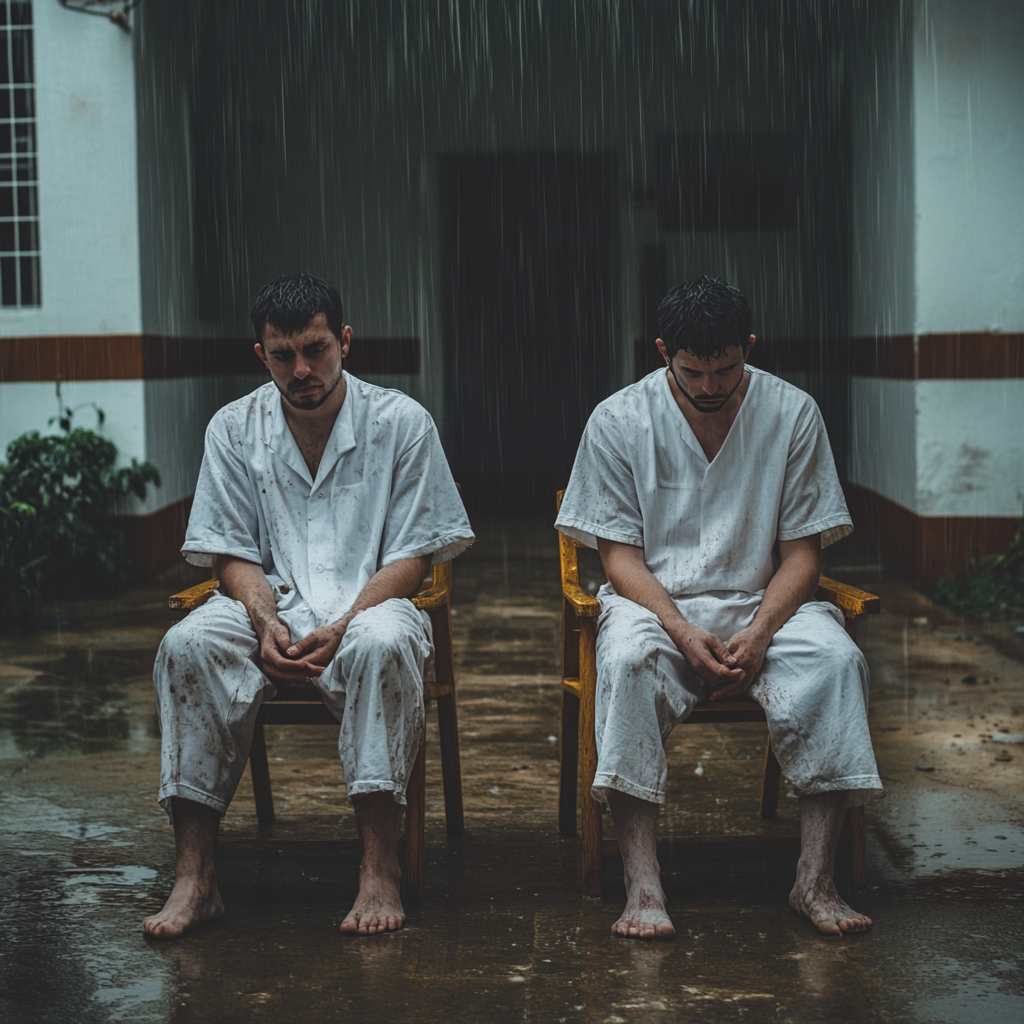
[182,374,475,625]
[555,367,852,600]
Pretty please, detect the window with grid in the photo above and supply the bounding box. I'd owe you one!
[0,0,38,307]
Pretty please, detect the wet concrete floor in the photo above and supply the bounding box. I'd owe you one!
[1,518,1022,1023]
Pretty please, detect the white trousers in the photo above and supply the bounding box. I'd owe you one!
[154,592,432,815]
[592,592,883,807]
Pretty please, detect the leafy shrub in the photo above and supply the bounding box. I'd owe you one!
[927,524,1024,617]
[0,423,160,630]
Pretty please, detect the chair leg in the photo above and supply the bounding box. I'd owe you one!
[849,805,867,889]
[559,689,580,835]
[250,722,275,824]
[431,604,465,837]
[578,620,603,897]
[405,725,427,902]
[434,693,465,837]
[759,732,782,820]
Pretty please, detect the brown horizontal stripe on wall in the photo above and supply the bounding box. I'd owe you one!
[0,335,145,382]
[0,334,422,381]
[0,334,257,382]
[634,337,812,381]
[844,482,1019,585]
[345,336,420,375]
[851,333,1024,379]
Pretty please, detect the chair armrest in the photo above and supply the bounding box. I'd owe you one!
[169,578,219,611]
[563,582,601,618]
[816,575,880,618]
[412,584,448,610]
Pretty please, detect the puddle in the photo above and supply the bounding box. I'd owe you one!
[0,650,158,759]
[874,785,1024,874]
[1,794,131,840]
[915,957,1024,1024]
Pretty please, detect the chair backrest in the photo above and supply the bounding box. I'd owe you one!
[555,488,585,590]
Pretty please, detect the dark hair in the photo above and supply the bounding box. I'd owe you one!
[250,274,346,346]
[657,276,752,360]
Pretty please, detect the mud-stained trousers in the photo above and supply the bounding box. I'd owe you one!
[592,592,884,808]
[153,591,432,816]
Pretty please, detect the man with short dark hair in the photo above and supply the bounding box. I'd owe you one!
[144,274,473,939]
[556,276,881,940]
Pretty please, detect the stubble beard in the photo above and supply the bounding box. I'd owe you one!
[668,364,744,415]
[278,366,344,411]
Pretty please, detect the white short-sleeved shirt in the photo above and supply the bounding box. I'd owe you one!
[555,367,852,600]
[183,374,474,625]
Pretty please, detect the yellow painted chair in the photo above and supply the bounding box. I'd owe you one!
[555,490,880,897]
[168,561,463,900]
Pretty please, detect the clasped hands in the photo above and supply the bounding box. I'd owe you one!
[257,616,349,682]
[671,621,770,700]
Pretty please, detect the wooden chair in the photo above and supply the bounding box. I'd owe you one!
[168,561,463,900]
[555,490,880,897]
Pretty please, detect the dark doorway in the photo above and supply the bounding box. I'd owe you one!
[441,152,618,515]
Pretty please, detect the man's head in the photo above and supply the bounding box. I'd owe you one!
[655,276,755,414]
[250,274,352,412]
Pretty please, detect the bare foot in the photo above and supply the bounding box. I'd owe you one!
[340,866,405,936]
[143,875,224,940]
[789,874,872,936]
[612,882,675,940]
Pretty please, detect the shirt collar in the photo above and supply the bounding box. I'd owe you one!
[265,373,357,490]
[311,372,357,491]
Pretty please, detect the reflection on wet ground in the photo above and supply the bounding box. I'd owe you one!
[1,519,1022,1023]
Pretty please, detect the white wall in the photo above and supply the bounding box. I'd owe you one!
[848,377,918,510]
[0,0,141,337]
[913,0,1024,333]
[0,378,145,465]
[849,377,1024,517]
[916,379,1024,517]
[848,0,1024,527]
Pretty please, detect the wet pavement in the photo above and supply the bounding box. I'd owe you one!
[1,519,1022,1023]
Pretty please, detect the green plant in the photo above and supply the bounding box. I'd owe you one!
[927,523,1024,617]
[0,415,159,630]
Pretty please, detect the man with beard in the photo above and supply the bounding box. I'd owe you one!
[144,274,473,939]
[555,276,881,940]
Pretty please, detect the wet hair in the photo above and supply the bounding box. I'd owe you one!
[250,274,345,346]
[657,275,752,361]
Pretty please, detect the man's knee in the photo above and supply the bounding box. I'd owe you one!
[156,620,204,686]
[816,633,867,684]
[155,605,256,699]
[780,634,868,707]
[343,599,427,667]
[597,630,666,691]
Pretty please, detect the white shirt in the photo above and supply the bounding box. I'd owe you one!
[183,374,474,625]
[555,367,852,600]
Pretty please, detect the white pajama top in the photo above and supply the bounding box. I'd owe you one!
[182,374,474,625]
[555,366,852,598]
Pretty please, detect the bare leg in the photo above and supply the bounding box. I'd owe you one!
[607,791,675,940]
[789,791,872,936]
[143,798,225,939]
[340,792,406,935]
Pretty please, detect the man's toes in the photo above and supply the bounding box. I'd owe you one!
[814,915,843,936]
